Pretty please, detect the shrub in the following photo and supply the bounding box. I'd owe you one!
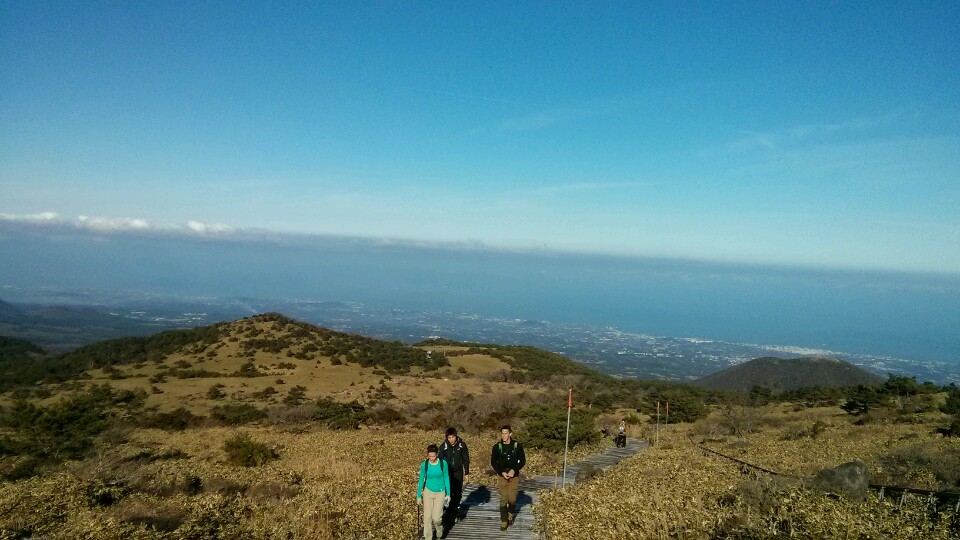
[206,384,226,400]
[282,385,308,407]
[210,403,268,425]
[0,384,145,464]
[139,407,203,431]
[937,415,960,438]
[310,398,367,429]
[876,442,960,490]
[643,390,709,423]
[223,433,279,467]
[941,386,960,415]
[232,361,263,377]
[522,403,598,453]
[368,405,406,425]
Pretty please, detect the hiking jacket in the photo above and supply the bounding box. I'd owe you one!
[490,439,525,475]
[437,436,470,475]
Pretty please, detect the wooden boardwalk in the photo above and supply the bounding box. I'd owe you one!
[434,438,647,540]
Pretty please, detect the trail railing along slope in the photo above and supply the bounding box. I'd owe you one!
[689,434,960,512]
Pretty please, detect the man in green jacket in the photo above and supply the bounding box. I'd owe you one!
[490,425,525,531]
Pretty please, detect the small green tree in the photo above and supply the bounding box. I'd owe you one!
[223,433,278,467]
[234,361,261,377]
[282,385,307,407]
[940,385,960,415]
[206,384,226,400]
[748,385,773,406]
[522,403,598,453]
[311,398,367,429]
[210,403,267,425]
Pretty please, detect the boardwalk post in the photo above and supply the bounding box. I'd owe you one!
[562,388,572,488]
[665,401,669,426]
[655,401,660,447]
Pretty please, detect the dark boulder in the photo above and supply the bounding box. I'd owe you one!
[575,463,603,483]
[809,461,869,500]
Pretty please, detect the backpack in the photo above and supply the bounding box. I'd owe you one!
[496,441,518,465]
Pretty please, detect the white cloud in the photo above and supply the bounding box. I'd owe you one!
[77,215,151,232]
[0,212,240,239]
[186,220,234,234]
[0,211,61,222]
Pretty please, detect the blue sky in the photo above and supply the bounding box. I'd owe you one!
[2,1,959,272]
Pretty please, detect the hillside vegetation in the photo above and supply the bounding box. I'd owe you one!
[0,336,46,363]
[2,314,959,538]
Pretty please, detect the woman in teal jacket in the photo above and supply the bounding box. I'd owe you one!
[417,444,451,540]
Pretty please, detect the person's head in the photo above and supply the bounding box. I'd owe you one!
[500,425,512,443]
[426,444,438,461]
[445,427,458,445]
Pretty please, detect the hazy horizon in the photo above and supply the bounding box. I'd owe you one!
[3,221,958,365]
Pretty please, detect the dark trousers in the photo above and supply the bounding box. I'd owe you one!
[444,471,464,524]
[616,434,626,447]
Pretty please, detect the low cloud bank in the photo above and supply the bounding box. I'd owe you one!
[1,212,239,238]
[0,211,500,253]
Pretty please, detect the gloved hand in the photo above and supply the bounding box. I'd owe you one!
[443,496,451,508]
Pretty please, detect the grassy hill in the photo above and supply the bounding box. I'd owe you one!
[1,314,958,538]
[693,356,884,393]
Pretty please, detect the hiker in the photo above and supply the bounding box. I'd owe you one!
[417,444,451,540]
[490,425,525,531]
[437,427,470,527]
[617,419,627,448]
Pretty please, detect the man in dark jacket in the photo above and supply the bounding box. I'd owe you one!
[490,425,525,530]
[437,427,470,527]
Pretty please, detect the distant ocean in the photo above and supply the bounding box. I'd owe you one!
[3,230,959,363]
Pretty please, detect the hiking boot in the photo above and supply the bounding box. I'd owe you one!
[500,521,508,531]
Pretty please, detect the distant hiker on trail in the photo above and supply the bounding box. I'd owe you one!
[417,444,451,540]
[490,425,525,531]
[437,427,470,528]
[617,419,627,448]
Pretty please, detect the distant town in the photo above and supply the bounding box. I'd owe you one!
[3,285,958,385]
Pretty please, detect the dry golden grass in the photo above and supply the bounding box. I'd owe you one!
[0,424,608,539]
[443,353,511,376]
[536,406,960,539]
